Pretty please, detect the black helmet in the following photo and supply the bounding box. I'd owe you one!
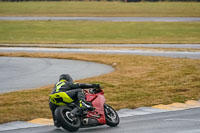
[59,74,73,83]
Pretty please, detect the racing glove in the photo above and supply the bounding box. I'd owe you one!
[92,83,101,89]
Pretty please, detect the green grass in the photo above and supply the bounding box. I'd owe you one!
[0,52,200,123]
[0,2,200,17]
[0,21,200,44]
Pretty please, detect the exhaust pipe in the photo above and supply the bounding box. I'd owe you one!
[82,118,99,126]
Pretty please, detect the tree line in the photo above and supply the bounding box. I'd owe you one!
[1,0,200,2]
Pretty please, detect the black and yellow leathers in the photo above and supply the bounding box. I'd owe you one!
[49,80,96,106]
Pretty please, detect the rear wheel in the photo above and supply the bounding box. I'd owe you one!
[55,106,81,132]
[104,104,120,127]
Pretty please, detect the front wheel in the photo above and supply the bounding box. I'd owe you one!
[104,104,120,127]
[55,106,81,132]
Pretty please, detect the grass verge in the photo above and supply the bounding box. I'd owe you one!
[0,2,200,17]
[0,21,200,44]
[0,52,200,123]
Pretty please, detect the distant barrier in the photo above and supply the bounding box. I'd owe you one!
[0,0,200,2]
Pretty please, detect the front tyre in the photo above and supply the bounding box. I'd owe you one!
[55,106,81,132]
[104,104,120,127]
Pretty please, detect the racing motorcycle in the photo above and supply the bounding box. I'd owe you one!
[54,87,120,132]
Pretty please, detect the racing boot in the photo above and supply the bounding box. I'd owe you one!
[79,100,95,111]
[54,120,61,128]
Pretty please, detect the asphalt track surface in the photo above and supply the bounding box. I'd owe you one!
[1,44,200,49]
[0,17,200,22]
[2,107,200,133]
[1,46,200,59]
[0,57,113,93]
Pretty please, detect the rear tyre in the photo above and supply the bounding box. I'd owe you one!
[55,106,81,132]
[104,104,120,127]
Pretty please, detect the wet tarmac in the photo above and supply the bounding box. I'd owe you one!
[0,57,113,93]
[1,44,200,49]
[1,47,200,59]
[0,17,200,22]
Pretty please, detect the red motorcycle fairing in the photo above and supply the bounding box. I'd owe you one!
[54,89,119,132]
[86,91,106,124]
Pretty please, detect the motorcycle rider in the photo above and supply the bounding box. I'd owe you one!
[49,74,100,127]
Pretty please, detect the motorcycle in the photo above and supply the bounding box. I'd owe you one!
[54,87,120,132]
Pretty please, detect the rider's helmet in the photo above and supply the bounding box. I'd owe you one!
[59,74,73,83]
